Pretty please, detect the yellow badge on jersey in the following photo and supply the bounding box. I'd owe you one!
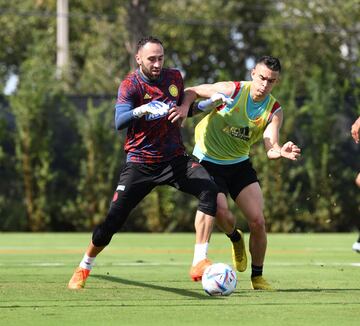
[169,85,178,97]
[144,93,152,99]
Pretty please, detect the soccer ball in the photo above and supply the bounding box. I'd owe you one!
[202,263,237,296]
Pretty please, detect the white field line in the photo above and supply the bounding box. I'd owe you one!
[0,262,359,267]
[0,246,353,251]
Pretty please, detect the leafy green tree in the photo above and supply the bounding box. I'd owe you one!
[260,0,360,231]
[0,98,24,230]
[1,0,359,232]
[61,99,123,230]
[9,44,60,231]
[0,0,56,87]
[153,0,272,84]
[262,0,359,95]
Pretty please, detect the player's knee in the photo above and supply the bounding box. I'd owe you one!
[248,214,266,233]
[92,207,127,247]
[92,223,114,247]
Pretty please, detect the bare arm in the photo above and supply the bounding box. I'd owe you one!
[185,81,235,99]
[263,110,301,160]
[351,116,360,143]
[169,81,235,124]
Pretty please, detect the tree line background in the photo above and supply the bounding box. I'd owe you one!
[0,0,359,233]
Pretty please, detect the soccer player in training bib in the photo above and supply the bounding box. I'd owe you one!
[68,36,221,289]
[185,56,301,290]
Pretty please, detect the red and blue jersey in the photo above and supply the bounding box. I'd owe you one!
[115,68,186,163]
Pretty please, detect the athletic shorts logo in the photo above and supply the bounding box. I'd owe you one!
[116,185,126,191]
[169,85,178,97]
[144,93,152,99]
[112,192,118,202]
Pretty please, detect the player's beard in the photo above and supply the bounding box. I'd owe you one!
[141,65,161,81]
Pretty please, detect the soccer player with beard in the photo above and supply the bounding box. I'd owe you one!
[68,36,221,289]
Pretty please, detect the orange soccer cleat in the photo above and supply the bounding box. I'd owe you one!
[67,267,90,290]
[189,258,212,282]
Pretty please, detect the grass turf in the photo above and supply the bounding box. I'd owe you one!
[0,232,359,325]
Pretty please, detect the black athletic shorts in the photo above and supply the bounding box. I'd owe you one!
[199,159,259,201]
[111,155,218,217]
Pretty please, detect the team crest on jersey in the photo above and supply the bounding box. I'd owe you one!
[168,85,178,97]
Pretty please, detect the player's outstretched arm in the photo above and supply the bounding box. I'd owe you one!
[263,110,301,161]
[185,81,234,99]
[184,82,235,119]
[169,82,235,125]
[196,93,233,112]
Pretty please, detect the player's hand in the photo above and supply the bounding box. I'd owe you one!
[168,103,189,125]
[198,93,233,111]
[280,141,301,161]
[133,101,170,118]
[210,92,233,106]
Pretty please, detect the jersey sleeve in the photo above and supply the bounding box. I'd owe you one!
[267,101,282,123]
[116,77,138,107]
[231,81,242,98]
[114,76,139,130]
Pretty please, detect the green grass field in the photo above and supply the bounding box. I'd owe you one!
[1,233,359,325]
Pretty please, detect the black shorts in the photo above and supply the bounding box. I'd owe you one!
[111,155,218,217]
[92,155,218,246]
[200,159,259,201]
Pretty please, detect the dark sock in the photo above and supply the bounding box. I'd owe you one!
[226,229,241,242]
[251,264,263,278]
[357,234,360,243]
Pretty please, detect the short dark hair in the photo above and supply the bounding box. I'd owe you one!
[256,56,281,73]
[136,36,163,53]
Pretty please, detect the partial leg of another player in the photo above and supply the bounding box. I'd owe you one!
[189,210,214,281]
[235,182,273,290]
[216,193,248,272]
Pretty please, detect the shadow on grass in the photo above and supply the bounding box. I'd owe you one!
[92,274,214,300]
[275,288,360,293]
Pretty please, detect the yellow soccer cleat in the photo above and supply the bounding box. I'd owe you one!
[68,267,90,290]
[232,229,247,272]
[189,258,212,282]
[251,276,274,291]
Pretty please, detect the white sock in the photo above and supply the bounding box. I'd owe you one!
[192,242,208,266]
[79,254,96,270]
